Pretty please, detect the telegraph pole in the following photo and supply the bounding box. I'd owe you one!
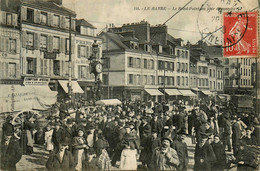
[68,16,72,100]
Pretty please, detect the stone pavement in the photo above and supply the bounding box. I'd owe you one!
[16,137,196,170]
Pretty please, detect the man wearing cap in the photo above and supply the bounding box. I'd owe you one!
[46,140,75,170]
[172,133,189,171]
[194,134,216,171]
[150,136,179,170]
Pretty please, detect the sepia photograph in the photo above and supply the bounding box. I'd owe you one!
[0,0,259,170]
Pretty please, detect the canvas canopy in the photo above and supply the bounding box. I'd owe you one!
[95,99,122,106]
[0,85,57,113]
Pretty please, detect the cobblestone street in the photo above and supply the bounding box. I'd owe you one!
[16,137,196,170]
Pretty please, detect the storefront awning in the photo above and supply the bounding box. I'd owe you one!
[145,89,163,96]
[179,90,196,96]
[0,85,57,113]
[96,99,122,106]
[165,89,182,96]
[58,80,84,94]
[201,90,213,95]
[191,88,200,91]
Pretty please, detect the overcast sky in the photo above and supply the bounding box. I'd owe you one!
[63,0,258,44]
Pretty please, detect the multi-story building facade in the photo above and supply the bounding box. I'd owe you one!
[19,0,83,100]
[100,21,193,102]
[0,1,21,85]
[224,58,254,95]
[74,19,102,101]
[100,30,161,101]
[190,43,224,97]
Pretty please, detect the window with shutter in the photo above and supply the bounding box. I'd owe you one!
[53,37,60,51]
[40,59,43,75]
[8,63,16,78]
[26,57,35,74]
[60,37,65,53]
[44,60,48,75]
[5,38,10,52]
[48,35,53,52]
[53,60,60,76]
[2,12,6,24]
[53,15,60,27]
[27,8,34,22]
[26,32,34,48]
[40,35,47,50]
[40,12,47,25]
[9,39,16,53]
[65,17,69,29]
[47,13,53,26]
[34,33,39,49]
[6,13,12,25]
[21,6,27,21]
[65,38,69,54]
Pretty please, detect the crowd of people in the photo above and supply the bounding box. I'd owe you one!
[1,97,259,171]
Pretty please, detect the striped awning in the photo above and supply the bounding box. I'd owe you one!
[179,90,196,96]
[165,89,182,96]
[201,90,213,95]
[145,89,163,96]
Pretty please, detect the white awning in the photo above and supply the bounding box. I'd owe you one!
[58,80,84,94]
[201,90,213,95]
[165,89,182,96]
[0,85,57,113]
[145,89,163,96]
[179,90,196,96]
[96,99,122,106]
[191,88,199,91]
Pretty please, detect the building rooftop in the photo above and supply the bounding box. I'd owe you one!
[22,0,76,17]
[76,19,96,29]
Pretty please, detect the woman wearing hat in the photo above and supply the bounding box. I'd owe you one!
[119,124,140,170]
[72,129,88,171]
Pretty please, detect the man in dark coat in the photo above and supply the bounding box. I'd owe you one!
[223,116,232,151]
[211,135,227,171]
[1,130,22,170]
[52,122,63,151]
[172,133,189,171]
[2,115,14,140]
[59,99,69,121]
[139,116,151,140]
[232,117,241,157]
[46,141,75,170]
[194,134,216,171]
[150,113,163,137]
[111,122,126,166]
[61,119,75,151]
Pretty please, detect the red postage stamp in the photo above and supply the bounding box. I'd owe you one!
[223,11,258,58]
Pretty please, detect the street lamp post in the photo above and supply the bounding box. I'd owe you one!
[89,40,102,101]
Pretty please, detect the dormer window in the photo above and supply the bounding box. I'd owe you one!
[170,46,174,55]
[130,42,134,49]
[159,45,162,53]
[144,44,149,52]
